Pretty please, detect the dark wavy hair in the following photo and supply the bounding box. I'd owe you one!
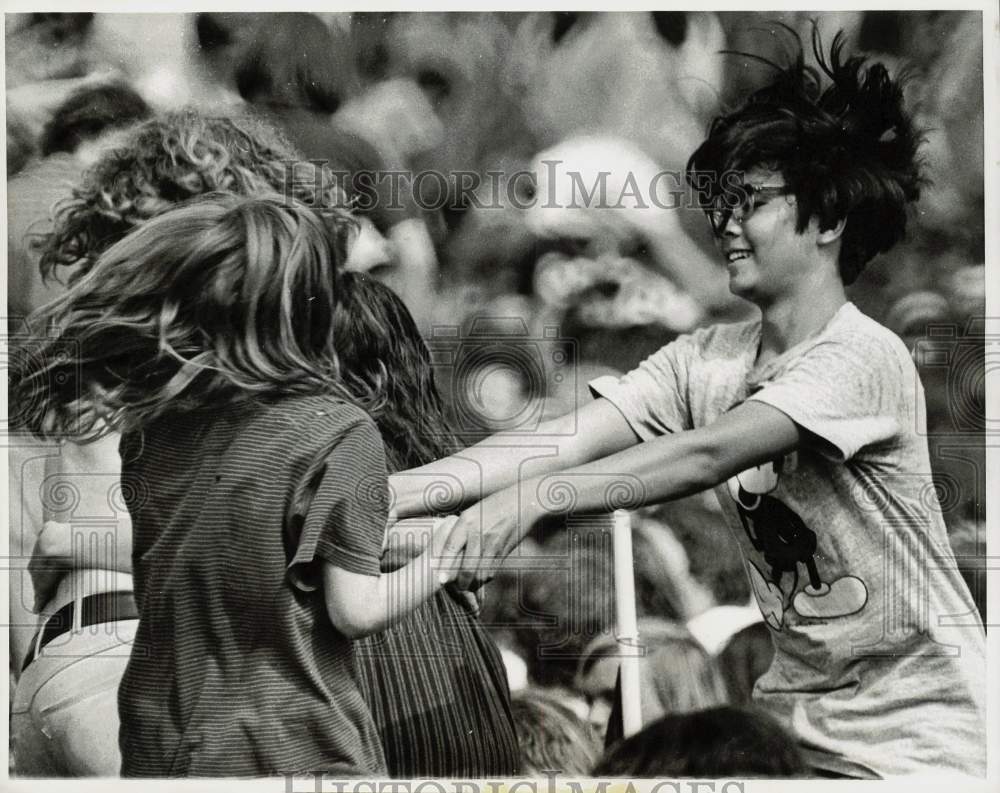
[15,193,358,440]
[687,24,926,284]
[40,81,152,157]
[37,111,352,284]
[333,271,454,470]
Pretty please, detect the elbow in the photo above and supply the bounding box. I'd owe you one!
[326,605,376,640]
[683,436,730,495]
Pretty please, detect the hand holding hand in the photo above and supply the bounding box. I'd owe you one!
[454,484,542,592]
[428,514,466,586]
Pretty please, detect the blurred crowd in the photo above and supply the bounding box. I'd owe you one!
[6,11,988,777]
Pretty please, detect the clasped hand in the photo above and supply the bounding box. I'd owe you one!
[383,485,542,592]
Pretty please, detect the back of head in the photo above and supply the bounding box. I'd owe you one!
[594,706,807,778]
[332,272,454,471]
[687,24,925,285]
[17,193,356,440]
[511,687,601,776]
[40,82,152,157]
[575,621,729,722]
[644,633,730,717]
[717,622,775,706]
[38,111,351,282]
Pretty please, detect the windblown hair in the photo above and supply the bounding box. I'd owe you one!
[40,82,152,157]
[234,13,346,113]
[333,271,455,470]
[38,111,352,283]
[594,706,807,778]
[687,24,926,284]
[15,193,358,440]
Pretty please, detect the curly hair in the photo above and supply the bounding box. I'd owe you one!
[16,193,358,440]
[687,23,926,284]
[37,110,353,283]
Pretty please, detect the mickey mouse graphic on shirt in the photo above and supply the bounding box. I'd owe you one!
[727,456,868,629]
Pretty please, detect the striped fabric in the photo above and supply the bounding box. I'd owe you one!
[118,396,389,776]
[356,588,520,777]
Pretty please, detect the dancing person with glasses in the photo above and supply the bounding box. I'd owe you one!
[388,29,986,778]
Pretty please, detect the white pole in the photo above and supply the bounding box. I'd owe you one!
[612,509,642,738]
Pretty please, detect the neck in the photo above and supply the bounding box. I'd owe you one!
[755,272,847,363]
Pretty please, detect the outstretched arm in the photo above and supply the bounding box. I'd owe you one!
[387,397,640,523]
[451,400,803,589]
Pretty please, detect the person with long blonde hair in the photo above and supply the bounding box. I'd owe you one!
[14,193,463,776]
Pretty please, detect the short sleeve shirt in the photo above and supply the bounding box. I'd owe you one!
[590,303,986,778]
[118,395,388,777]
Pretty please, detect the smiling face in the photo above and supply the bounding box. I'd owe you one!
[714,168,823,305]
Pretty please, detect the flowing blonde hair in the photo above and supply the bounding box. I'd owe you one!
[16,193,358,440]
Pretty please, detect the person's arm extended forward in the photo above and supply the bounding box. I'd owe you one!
[453,401,803,589]
[387,397,640,522]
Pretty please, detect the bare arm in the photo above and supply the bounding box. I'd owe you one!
[322,515,464,639]
[387,397,639,522]
[453,401,803,589]
[28,520,133,612]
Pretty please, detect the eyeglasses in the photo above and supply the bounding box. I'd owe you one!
[705,184,790,237]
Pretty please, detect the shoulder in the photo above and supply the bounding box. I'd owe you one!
[258,394,376,437]
[673,317,760,362]
[821,303,913,371]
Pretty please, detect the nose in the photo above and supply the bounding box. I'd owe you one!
[344,217,396,273]
[720,211,743,238]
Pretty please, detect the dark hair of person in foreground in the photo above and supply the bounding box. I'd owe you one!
[593,706,807,778]
[687,24,925,285]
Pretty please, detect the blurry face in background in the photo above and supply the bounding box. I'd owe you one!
[371,12,526,181]
[344,215,395,276]
[508,12,725,173]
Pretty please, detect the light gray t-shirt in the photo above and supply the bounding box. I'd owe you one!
[590,302,986,778]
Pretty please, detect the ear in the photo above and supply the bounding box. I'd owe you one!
[816,217,846,246]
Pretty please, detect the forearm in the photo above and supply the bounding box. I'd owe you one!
[323,550,444,639]
[37,519,133,574]
[390,397,638,517]
[517,429,725,521]
[512,402,803,522]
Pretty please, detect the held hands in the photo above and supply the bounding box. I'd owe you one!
[452,484,543,592]
[427,515,466,587]
[384,481,544,592]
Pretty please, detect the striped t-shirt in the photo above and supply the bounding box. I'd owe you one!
[118,395,388,776]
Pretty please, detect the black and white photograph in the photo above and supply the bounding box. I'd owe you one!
[4,5,997,787]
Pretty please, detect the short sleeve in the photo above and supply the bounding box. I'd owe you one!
[285,415,389,591]
[588,332,701,440]
[748,336,904,463]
